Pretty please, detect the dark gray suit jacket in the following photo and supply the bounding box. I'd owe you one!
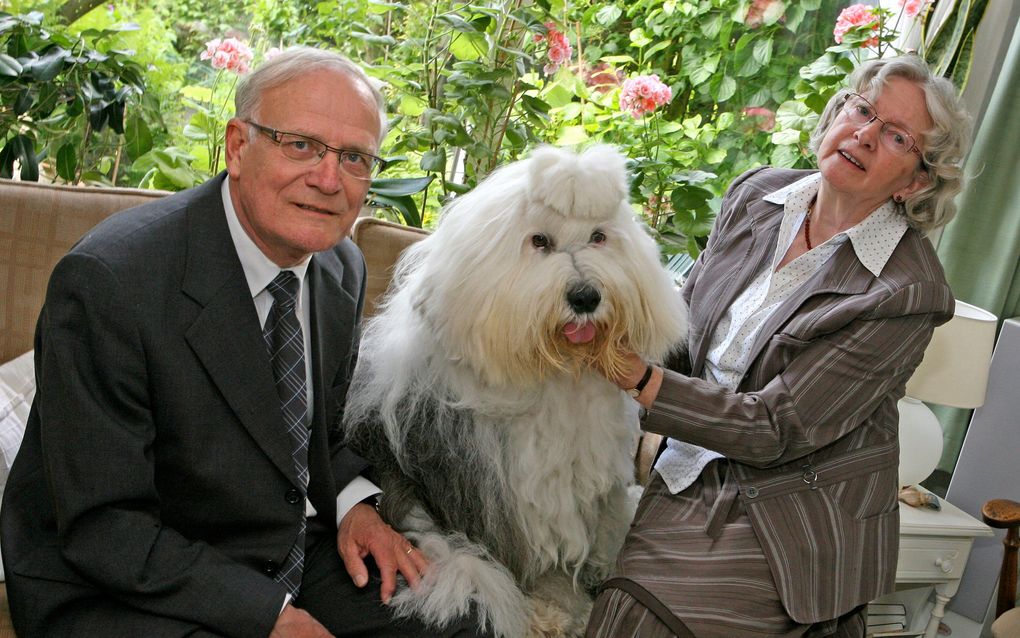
[0,175,369,637]
[644,167,954,623]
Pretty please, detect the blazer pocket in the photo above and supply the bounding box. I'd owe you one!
[756,332,811,376]
[819,471,898,523]
[10,544,95,588]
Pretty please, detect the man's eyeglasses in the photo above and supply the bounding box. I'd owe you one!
[246,121,385,181]
[840,93,924,160]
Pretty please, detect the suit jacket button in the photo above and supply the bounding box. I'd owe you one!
[262,560,279,576]
[285,488,301,504]
[745,486,759,498]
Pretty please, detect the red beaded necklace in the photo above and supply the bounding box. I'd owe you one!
[804,195,817,250]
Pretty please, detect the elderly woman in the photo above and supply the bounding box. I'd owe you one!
[587,55,972,637]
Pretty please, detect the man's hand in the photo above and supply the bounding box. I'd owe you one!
[337,502,429,604]
[269,604,334,637]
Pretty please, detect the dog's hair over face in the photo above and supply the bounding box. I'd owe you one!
[398,145,685,387]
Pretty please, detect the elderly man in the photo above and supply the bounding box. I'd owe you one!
[1,47,487,638]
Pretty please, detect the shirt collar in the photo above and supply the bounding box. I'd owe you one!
[221,178,311,298]
[763,173,908,277]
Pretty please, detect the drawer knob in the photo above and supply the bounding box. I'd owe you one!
[935,557,954,573]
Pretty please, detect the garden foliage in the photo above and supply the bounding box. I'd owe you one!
[0,0,988,260]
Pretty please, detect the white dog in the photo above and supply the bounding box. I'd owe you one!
[343,145,687,637]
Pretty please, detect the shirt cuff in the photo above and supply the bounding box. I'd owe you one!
[336,476,382,527]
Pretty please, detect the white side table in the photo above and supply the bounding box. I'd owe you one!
[895,491,994,638]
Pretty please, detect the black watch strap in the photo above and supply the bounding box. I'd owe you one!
[627,364,654,398]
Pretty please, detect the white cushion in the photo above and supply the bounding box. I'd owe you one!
[0,350,36,581]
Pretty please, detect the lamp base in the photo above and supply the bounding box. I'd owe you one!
[897,397,944,488]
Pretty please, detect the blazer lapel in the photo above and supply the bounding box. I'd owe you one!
[181,176,297,483]
[743,240,873,370]
[690,196,784,377]
[308,249,358,433]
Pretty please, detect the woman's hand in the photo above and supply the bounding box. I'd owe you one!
[606,352,664,410]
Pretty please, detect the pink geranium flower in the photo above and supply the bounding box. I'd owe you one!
[900,0,928,18]
[583,63,624,94]
[200,37,254,75]
[619,74,672,118]
[744,0,786,28]
[742,107,776,132]
[538,23,572,75]
[833,4,880,48]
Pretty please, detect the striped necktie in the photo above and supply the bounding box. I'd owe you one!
[263,270,309,598]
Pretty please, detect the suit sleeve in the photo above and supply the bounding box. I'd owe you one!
[37,252,284,637]
[643,280,952,468]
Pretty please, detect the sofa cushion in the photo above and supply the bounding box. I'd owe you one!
[0,350,35,581]
[0,179,169,364]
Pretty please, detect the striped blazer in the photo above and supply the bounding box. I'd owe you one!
[643,167,954,623]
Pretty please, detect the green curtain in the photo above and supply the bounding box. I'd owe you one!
[932,24,1020,476]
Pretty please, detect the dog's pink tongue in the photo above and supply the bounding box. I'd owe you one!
[563,322,597,344]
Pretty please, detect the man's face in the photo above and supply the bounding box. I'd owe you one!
[224,69,382,267]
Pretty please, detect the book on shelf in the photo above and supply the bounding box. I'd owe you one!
[867,621,906,632]
[867,602,907,616]
[868,614,907,624]
[868,630,923,638]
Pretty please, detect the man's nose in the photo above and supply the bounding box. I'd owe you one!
[306,154,344,194]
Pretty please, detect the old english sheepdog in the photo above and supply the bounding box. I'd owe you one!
[343,145,687,637]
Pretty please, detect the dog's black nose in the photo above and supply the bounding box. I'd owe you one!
[567,285,601,314]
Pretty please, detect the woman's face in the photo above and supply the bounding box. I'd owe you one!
[816,76,932,210]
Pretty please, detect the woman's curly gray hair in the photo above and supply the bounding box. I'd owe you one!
[809,55,972,232]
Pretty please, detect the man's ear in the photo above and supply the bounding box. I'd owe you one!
[224,118,248,178]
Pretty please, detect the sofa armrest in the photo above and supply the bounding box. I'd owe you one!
[350,217,429,318]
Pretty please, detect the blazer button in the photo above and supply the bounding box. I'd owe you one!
[262,560,279,577]
[745,486,759,498]
[285,488,301,505]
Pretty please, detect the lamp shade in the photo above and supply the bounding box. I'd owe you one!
[904,300,998,408]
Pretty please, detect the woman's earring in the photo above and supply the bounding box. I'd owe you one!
[894,194,904,203]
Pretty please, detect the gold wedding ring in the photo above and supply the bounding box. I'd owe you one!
[404,545,414,555]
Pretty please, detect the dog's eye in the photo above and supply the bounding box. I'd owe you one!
[590,230,606,244]
[531,234,550,249]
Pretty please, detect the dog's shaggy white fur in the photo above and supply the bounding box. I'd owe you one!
[344,145,687,637]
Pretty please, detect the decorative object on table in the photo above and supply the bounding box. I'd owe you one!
[897,301,997,489]
[898,486,941,511]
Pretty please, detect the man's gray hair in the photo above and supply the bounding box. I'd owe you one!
[809,55,972,232]
[235,46,388,144]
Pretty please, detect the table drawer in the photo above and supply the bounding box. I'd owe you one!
[896,535,974,582]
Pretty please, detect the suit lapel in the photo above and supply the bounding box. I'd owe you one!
[743,241,872,369]
[690,196,784,377]
[181,175,297,483]
[308,249,357,433]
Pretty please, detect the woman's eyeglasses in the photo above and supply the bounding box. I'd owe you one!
[840,93,923,161]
